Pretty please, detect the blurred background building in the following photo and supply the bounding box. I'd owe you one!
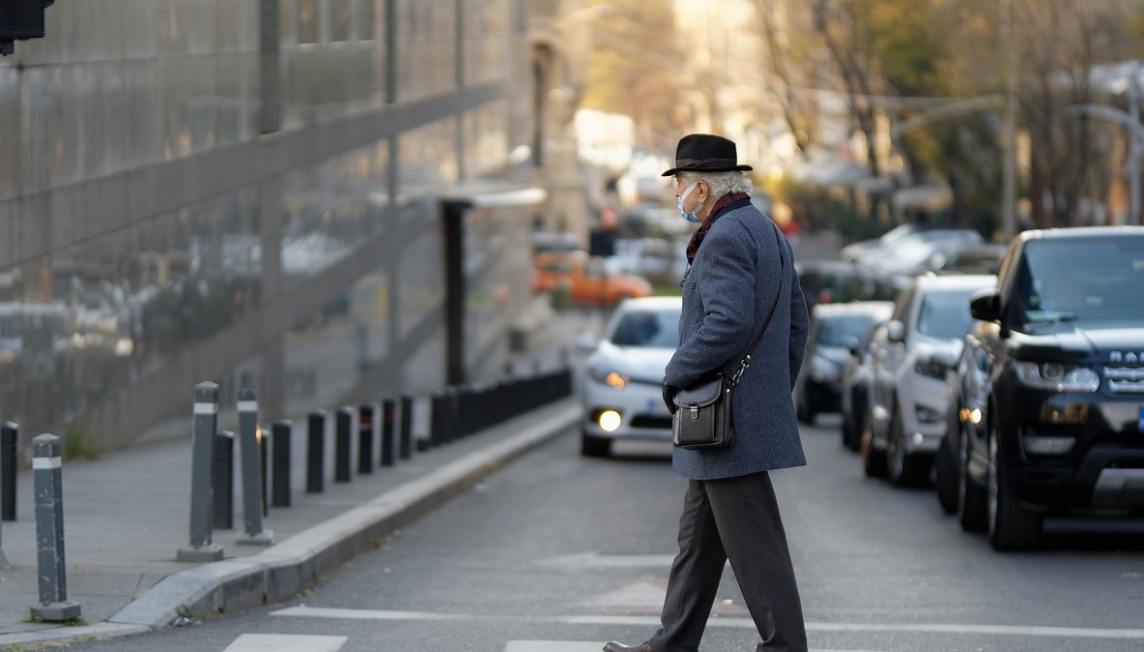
[0,0,596,454]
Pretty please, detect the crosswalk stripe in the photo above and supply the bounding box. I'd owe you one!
[502,642,883,652]
[268,607,1144,640]
[272,606,464,621]
[222,634,347,652]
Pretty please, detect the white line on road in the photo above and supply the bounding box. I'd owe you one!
[565,615,1144,639]
[269,607,1144,640]
[271,606,467,621]
[222,634,347,652]
[503,643,882,652]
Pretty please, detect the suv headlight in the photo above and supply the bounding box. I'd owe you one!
[1013,361,1100,393]
[588,365,629,389]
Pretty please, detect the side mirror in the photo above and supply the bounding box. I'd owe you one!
[846,336,861,356]
[970,288,1002,322]
[573,331,598,352]
[886,320,905,343]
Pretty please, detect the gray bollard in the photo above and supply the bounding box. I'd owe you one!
[306,410,325,493]
[358,404,374,475]
[178,382,225,562]
[2,422,16,521]
[399,394,413,460]
[29,434,81,621]
[212,430,235,530]
[335,407,353,483]
[236,388,272,546]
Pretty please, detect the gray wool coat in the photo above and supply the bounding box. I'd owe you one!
[664,198,810,480]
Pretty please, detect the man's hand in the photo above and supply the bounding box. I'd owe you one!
[662,381,678,415]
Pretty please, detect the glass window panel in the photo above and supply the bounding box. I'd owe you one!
[297,0,320,44]
[330,0,353,42]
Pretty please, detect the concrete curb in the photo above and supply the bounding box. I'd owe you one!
[1,402,580,649]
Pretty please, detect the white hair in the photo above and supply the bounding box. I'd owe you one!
[678,170,752,201]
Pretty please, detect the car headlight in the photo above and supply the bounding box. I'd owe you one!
[809,356,840,383]
[588,365,629,389]
[1013,361,1100,393]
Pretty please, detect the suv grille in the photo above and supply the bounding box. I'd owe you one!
[1105,365,1144,394]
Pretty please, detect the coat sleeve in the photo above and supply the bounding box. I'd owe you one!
[787,242,810,388]
[664,227,756,389]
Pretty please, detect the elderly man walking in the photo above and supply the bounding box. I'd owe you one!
[604,134,810,652]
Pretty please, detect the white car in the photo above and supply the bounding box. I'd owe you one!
[577,296,682,457]
[863,273,996,486]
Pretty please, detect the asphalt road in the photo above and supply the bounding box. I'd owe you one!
[51,416,1144,652]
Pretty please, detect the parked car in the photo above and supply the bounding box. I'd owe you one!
[794,260,899,310]
[840,224,980,264]
[576,296,682,457]
[795,301,895,426]
[860,229,986,278]
[533,251,652,307]
[957,226,1144,550]
[839,308,896,451]
[862,273,997,486]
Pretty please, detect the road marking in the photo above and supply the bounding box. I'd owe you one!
[565,616,1144,639]
[537,553,677,568]
[271,606,465,621]
[222,634,347,652]
[503,643,882,652]
[269,607,1144,640]
[578,581,666,607]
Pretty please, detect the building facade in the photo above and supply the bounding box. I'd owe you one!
[0,0,546,454]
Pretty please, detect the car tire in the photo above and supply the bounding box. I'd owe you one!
[886,405,929,488]
[987,422,1043,551]
[844,387,866,452]
[860,412,886,478]
[957,423,987,532]
[934,428,959,514]
[796,387,816,425]
[580,432,612,458]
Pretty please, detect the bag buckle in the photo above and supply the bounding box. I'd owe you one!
[690,405,699,420]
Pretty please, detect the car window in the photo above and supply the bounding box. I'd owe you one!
[608,309,680,348]
[1020,237,1144,325]
[816,315,874,347]
[915,288,980,340]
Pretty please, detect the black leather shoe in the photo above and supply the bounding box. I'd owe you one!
[603,642,654,652]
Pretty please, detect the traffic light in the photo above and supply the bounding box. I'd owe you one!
[0,1,55,56]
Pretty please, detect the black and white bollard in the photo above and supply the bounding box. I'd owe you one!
[399,394,413,460]
[235,388,272,546]
[1,422,16,521]
[30,434,81,621]
[358,404,374,475]
[335,407,353,483]
[212,430,234,530]
[306,410,325,493]
[271,420,291,508]
[178,382,224,562]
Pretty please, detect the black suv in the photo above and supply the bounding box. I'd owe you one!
[958,227,1144,550]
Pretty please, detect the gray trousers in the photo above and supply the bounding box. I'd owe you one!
[648,471,807,652]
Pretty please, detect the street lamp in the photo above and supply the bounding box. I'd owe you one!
[1068,100,1144,226]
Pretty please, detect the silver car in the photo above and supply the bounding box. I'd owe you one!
[577,296,682,457]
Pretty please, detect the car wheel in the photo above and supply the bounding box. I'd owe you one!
[987,421,1043,551]
[886,404,928,488]
[860,411,886,478]
[580,432,612,458]
[934,426,959,514]
[844,388,866,452]
[796,386,816,425]
[957,421,987,532]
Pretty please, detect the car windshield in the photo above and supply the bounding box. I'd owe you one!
[915,288,980,340]
[608,309,680,348]
[816,315,874,347]
[1020,237,1144,325]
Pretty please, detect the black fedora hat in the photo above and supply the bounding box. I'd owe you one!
[661,133,753,177]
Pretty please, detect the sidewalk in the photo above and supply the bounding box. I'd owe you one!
[0,308,603,649]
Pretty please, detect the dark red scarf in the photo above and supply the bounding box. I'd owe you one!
[686,192,751,264]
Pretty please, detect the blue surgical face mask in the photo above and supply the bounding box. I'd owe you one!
[677,181,703,223]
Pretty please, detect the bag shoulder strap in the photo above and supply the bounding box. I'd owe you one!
[731,222,785,386]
